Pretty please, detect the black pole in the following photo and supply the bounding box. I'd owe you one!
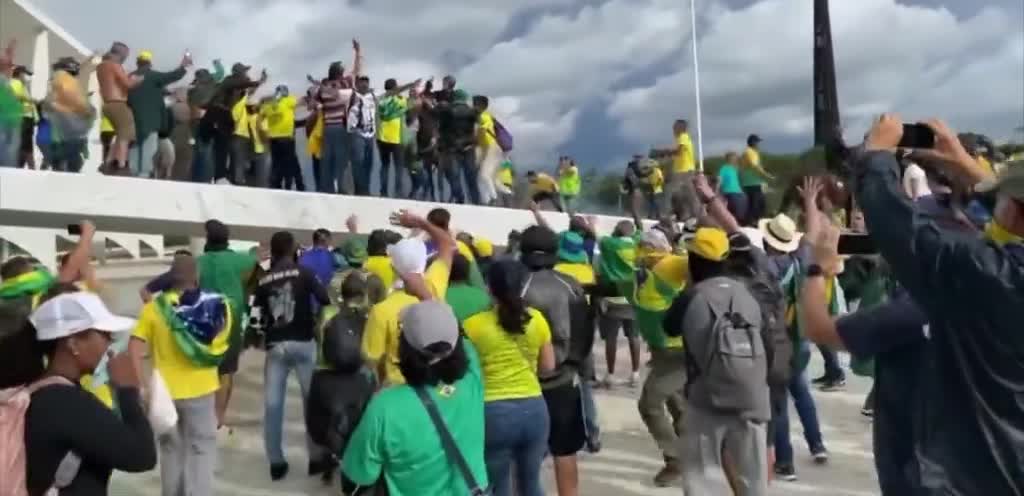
[813,0,840,149]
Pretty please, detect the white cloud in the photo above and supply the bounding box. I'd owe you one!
[609,0,1024,157]
[28,0,1024,169]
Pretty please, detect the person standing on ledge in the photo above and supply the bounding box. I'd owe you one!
[97,41,143,174]
[739,134,774,225]
[127,50,190,178]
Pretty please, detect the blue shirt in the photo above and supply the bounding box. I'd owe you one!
[717,163,742,194]
[299,247,337,288]
[836,292,928,495]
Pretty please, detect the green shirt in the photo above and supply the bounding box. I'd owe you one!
[197,249,257,341]
[445,283,492,323]
[342,342,488,496]
[717,163,743,194]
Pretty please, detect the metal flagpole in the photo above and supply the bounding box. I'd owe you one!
[689,0,705,172]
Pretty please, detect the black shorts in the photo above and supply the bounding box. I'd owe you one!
[218,338,243,376]
[599,314,636,340]
[542,381,587,457]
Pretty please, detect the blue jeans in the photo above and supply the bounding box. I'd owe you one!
[263,339,324,465]
[485,397,550,496]
[191,139,211,183]
[319,125,350,194]
[0,124,19,167]
[51,139,86,172]
[773,368,825,465]
[130,132,159,178]
[580,379,601,445]
[349,133,374,196]
[442,149,476,203]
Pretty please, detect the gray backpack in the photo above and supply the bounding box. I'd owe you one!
[683,277,769,421]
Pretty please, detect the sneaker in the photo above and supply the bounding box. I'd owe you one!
[819,378,847,391]
[598,374,615,389]
[811,446,830,465]
[653,460,682,487]
[585,435,602,454]
[270,462,290,481]
[215,178,231,185]
[774,463,798,481]
[628,371,640,387]
[861,407,875,418]
[811,374,829,385]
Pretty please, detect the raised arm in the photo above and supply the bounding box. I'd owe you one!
[211,59,225,82]
[58,221,95,284]
[856,114,1020,319]
[693,173,741,233]
[350,39,364,80]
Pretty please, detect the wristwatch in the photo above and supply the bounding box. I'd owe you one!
[805,264,825,278]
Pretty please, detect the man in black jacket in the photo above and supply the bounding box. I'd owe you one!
[853,114,1024,494]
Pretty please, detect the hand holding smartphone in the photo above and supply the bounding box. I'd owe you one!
[898,123,936,149]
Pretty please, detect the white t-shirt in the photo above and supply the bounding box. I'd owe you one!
[902,163,932,200]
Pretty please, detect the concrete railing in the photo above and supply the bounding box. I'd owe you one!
[0,168,645,268]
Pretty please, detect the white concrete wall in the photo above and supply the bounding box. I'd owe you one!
[0,169,644,250]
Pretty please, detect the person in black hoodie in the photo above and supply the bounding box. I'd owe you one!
[20,288,156,495]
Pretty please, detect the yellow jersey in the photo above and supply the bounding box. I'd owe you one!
[673,132,695,173]
[362,260,450,385]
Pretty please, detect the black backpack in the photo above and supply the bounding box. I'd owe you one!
[320,307,368,374]
[742,272,793,387]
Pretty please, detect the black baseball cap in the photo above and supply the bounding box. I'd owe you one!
[747,134,762,145]
[519,225,558,269]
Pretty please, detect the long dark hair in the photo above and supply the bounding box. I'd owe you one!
[0,282,81,388]
[398,335,469,388]
[486,260,531,335]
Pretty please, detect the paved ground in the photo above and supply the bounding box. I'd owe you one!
[110,342,879,496]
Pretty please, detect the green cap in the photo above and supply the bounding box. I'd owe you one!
[339,238,368,266]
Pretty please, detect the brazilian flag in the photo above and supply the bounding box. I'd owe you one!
[157,290,232,368]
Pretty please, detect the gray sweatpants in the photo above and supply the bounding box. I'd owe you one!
[680,402,768,496]
[159,393,217,496]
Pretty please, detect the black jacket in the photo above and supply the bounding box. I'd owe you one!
[856,150,1024,495]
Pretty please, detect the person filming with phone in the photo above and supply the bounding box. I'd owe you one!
[848,114,1023,494]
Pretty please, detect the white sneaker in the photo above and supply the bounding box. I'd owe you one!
[629,371,641,387]
[215,178,231,185]
[599,374,615,389]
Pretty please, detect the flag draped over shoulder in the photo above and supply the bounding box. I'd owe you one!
[156,290,232,368]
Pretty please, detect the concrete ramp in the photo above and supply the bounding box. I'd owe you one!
[0,169,643,242]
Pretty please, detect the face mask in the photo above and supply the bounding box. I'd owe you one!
[90,335,129,387]
[984,221,1023,247]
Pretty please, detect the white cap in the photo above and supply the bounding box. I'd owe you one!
[30,292,136,341]
[388,238,428,277]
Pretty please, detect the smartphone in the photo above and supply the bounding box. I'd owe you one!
[66,224,82,236]
[838,233,876,255]
[898,123,935,149]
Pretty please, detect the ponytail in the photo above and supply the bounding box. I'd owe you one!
[494,292,531,335]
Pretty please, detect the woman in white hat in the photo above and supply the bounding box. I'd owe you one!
[12,290,156,494]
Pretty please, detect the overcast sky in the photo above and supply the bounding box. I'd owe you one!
[33,0,1024,169]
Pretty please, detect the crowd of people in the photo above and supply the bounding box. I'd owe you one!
[1,28,1024,496]
[0,38,562,208]
[1,111,1022,496]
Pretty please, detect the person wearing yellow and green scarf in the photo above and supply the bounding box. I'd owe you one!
[0,222,102,401]
[497,158,515,207]
[616,228,688,487]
